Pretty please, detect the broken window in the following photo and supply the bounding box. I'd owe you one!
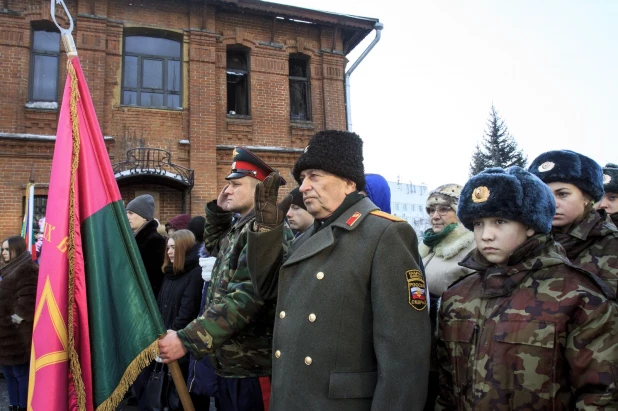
[227,48,250,116]
[289,55,310,121]
[29,21,60,102]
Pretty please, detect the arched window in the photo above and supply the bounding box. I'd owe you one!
[29,21,60,102]
[122,29,182,109]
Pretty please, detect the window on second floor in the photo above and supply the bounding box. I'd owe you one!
[289,54,310,121]
[30,22,60,102]
[122,31,182,109]
[227,47,250,116]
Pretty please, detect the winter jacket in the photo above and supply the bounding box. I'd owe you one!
[157,243,204,331]
[553,208,618,295]
[177,201,294,378]
[436,234,618,410]
[419,223,475,297]
[247,197,431,411]
[0,254,39,366]
[135,219,167,298]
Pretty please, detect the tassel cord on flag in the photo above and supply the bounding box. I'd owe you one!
[67,58,88,411]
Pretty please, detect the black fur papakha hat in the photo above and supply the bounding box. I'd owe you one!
[292,130,365,191]
[603,163,618,194]
[457,167,556,234]
[528,150,604,202]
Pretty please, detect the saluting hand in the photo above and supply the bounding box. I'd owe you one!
[216,184,230,211]
[254,172,292,230]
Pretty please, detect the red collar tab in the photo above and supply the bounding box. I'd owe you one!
[231,160,268,181]
[346,211,362,227]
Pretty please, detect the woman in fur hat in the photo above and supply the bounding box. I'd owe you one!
[0,236,39,411]
[419,184,475,411]
[596,163,618,226]
[529,150,618,294]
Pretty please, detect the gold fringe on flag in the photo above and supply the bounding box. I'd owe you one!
[67,58,87,411]
[95,341,160,411]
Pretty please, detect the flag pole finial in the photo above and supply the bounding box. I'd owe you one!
[50,0,77,58]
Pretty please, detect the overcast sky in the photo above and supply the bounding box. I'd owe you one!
[274,0,618,190]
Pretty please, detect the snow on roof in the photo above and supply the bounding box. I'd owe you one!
[114,169,186,182]
[0,132,114,141]
[216,144,304,153]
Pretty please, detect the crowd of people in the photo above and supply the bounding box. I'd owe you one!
[1,129,618,411]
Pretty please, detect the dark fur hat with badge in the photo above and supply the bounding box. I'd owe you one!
[457,166,556,234]
[528,150,604,202]
[292,130,366,191]
[603,163,618,194]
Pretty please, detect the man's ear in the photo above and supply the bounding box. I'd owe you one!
[343,178,357,194]
[526,227,536,238]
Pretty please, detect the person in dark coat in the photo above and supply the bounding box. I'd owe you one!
[246,131,430,411]
[597,163,618,225]
[126,194,167,297]
[0,235,39,411]
[136,229,204,410]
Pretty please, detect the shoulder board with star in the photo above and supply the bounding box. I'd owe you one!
[370,210,406,222]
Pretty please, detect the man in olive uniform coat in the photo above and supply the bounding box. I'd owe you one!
[247,130,431,411]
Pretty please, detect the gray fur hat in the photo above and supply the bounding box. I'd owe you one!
[528,150,604,202]
[292,130,365,191]
[603,163,618,194]
[126,194,155,221]
[458,167,556,234]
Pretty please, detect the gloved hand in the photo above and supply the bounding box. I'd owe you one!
[254,172,292,231]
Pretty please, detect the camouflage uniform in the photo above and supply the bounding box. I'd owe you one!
[436,234,618,410]
[553,208,618,295]
[176,201,294,377]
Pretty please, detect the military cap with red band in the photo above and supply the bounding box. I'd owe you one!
[226,146,287,185]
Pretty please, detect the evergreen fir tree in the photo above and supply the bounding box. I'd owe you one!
[469,105,527,177]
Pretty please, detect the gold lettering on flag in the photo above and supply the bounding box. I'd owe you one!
[57,236,69,253]
[43,221,56,242]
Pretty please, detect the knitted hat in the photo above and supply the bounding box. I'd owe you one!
[126,194,155,221]
[292,130,365,191]
[528,150,604,202]
[289,187,307,210]
[603,163,618,194]
[187,216,206,243]
[166,214,191,231]
[457,167,556,234]
[364,174,391,213]
[425,184,462,212]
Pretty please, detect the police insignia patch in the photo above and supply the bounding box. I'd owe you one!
[406,270,427,311]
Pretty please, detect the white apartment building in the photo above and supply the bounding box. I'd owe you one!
[389,180,431,238]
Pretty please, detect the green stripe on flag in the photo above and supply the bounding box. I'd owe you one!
[81,200,164,408]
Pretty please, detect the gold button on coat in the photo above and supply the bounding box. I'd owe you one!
[308,313,316,322]
[279,311,286,319]
[275,350,281,358]
[304,356,312,365]
[316,272,324,280]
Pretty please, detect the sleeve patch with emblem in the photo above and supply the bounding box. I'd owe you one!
[406,270,427,311]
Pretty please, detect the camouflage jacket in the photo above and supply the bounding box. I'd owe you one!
[553,208,618,295]
[436,234,618,410]
[177,201,294,377]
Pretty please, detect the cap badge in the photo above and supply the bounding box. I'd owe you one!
[472,186,490,203]
[304,145,309,153]
[538,161,555,172]
[232,148,239,159]
[604,174,612,185]
[406,270,427,311]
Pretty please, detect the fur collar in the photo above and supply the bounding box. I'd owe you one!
[420,224,475,260]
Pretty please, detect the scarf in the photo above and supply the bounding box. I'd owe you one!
[0,251,33,280]
[422,223,458,248]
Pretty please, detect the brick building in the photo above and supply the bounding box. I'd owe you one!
[0,0,378,238]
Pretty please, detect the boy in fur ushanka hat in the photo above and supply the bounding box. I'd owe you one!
[435,166,618,410]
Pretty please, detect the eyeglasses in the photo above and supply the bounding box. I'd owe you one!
[427,206,452,216]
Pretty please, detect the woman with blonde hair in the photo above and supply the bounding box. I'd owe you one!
[0,235,39,411]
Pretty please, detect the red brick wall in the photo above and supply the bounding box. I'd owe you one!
[0,0,357,236]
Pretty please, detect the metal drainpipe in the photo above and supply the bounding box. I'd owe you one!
[345,22,383,132]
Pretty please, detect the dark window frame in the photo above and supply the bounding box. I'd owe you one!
[29,21,60,102]
[226,46,251,117]
[121,29,183,109]
[289,53,311,121]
